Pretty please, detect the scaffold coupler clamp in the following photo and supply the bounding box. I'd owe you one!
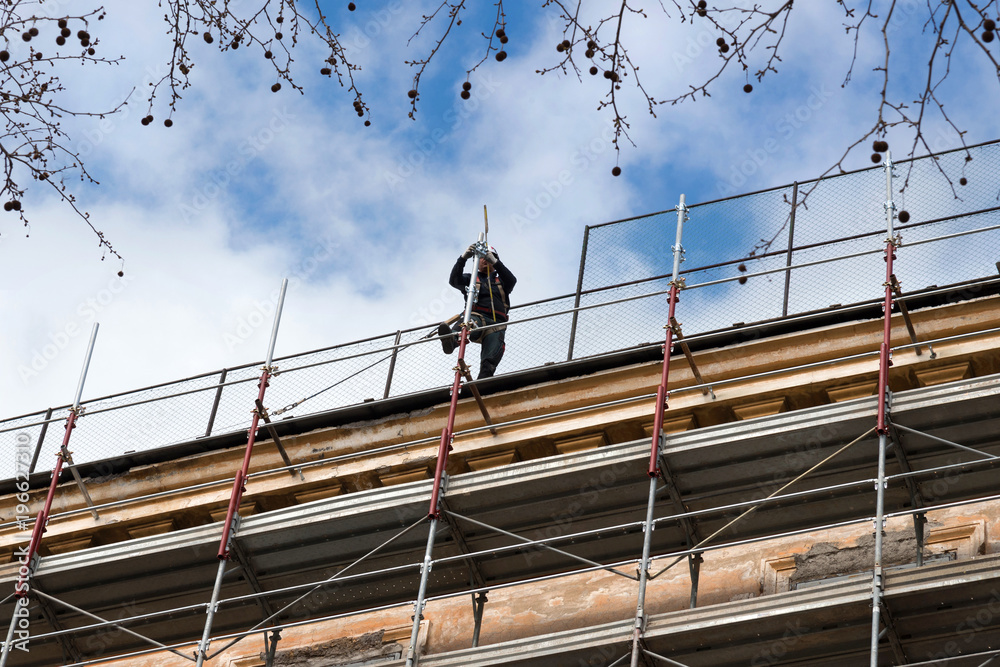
[413,597,428,623]
[671,243,686,266]
[67,405,83,425]
[675,200,689,220]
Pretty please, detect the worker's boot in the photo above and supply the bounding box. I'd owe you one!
[438,323,456,354]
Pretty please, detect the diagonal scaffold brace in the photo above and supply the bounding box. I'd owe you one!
[196,278,289,667]
[405,233,489,667]
[1,323,99,667]
[630,194,689,667]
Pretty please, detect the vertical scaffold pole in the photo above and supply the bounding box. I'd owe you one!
[630,195,687,667]
[197,279,288,667]
[871,153,897,667]
[406,235,486,667]
[1,323,98,667]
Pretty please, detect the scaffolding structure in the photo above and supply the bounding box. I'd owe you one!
[3,146,1000,665]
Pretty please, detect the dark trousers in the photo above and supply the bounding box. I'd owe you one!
[450,319,506,379]
[477,328,506,379]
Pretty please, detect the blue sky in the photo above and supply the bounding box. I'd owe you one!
[1,1,998,421]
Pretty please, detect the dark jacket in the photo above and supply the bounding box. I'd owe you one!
[449,256,517,322]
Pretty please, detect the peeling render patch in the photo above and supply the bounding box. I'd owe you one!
[791,529,927,585]
[270,630,402,666]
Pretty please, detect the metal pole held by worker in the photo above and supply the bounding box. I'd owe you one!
[631,195,687,667]
[407,235,487,667]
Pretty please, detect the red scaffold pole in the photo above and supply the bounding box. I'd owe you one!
[13,322,98,596]
[3,323,98,667]
[217,368,270,560]
[648,283,679,478]
[197,279,287,667]
[632,194,687,667]
[876,241,896,435]
[407,234,487,667]
[428,327,469,518]
[15,411,76,597]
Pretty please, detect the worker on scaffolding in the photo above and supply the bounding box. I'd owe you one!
[438,244,517,379]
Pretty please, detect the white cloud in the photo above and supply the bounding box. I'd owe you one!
[1,1,997,435]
